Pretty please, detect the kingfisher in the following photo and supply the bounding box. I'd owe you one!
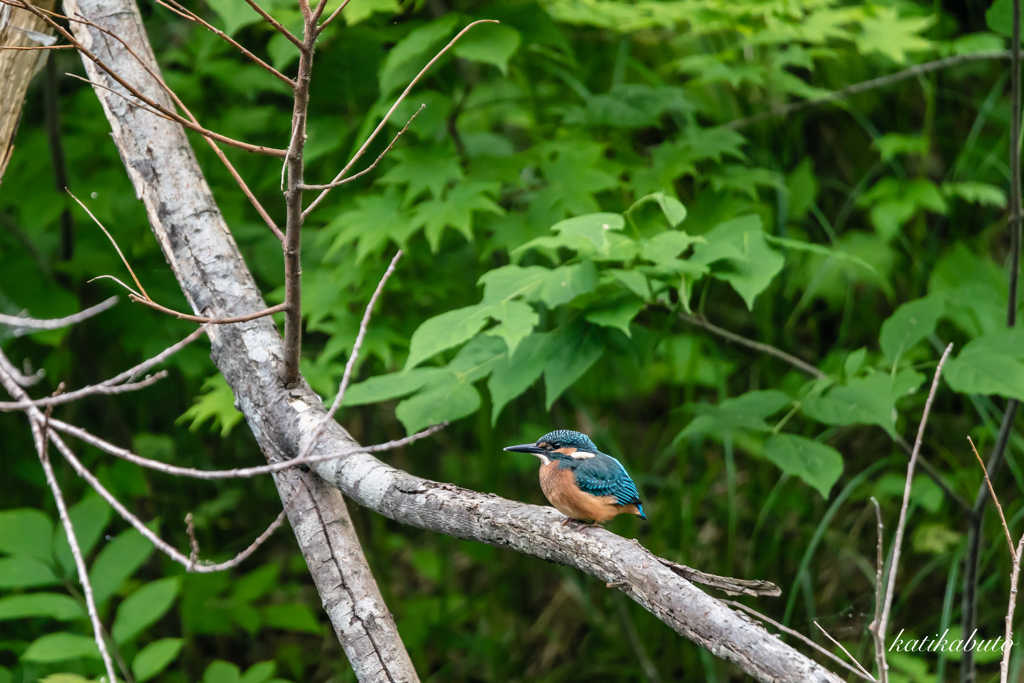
[504,429,646,526]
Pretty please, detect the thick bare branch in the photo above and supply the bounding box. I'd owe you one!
[0,346,44,386]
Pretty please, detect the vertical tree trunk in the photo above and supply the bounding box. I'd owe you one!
[0,0,55,185]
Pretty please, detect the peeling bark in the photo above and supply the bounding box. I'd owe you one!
[62,0,845,680]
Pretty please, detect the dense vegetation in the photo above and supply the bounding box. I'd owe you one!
[1,0,1022,681]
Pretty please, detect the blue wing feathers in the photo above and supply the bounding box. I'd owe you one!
[570,453,643,507]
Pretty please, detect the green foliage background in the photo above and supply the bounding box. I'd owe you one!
[1,0,1021,680]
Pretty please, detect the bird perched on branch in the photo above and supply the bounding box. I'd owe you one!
[504,429,646,526]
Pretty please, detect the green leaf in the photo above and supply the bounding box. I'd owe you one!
[538,261,600,307]
[987,0,1024,40]
[942,181,1007,208]
[879,296,945,365]
[452,23,521,75]
[585,296,645,337]
[377,146,463,204]
[607,269,652,300]
[480,265,551,304]
[22,633,99,662]
[112,577,180,644]
[488,332,552,424]
[628,192,687,227]
[763,235,876,274]
[802,371,924,438]
[133,638,183,683]
[54,493,111,577]
[679,390,793,439]
[337,0,398,25]
[855,6,934,64]
[691,215,784,309]
[321,192,416,264]
[0,593,83,621]
[859,178,947,241]
[260,604,322,635]
[0,557,58,588]
[240,662,277,683]
[395,373,481,433]
[204,661,241,683]
[844,348,867,378]
[38,675,91,683]
[0,509,53,562]
[342,368,444,406]
[204,0,261,36]
[406,303,493,369]
[379,16,459,97]
[178,374,244,437]
[543,323,604,409]
[88,528,155,606]
[762,434,844,498]
[412,181,503,251]
[873,133,929,161]
[708,166,781,198]
[233,564,281,603]
[485,300,538,357]
[944,328,1024,401]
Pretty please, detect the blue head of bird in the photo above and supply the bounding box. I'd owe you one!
[502,429,598,463]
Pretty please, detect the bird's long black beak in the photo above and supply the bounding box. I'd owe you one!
[503,444,546,455]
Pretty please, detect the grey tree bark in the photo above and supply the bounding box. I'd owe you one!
[60,0,418,680]
[60,0,845,681]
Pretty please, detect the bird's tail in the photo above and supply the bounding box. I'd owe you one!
[636,504,647,521]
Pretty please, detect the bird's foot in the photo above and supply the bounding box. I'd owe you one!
[562,517,600,530]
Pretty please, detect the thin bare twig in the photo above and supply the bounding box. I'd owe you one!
[868,497,886,683]
[153,0,295,87]
[1002,535,1024,683]
[68,191,149,299]
[725,601,875,683]
[242,0,303,50]
[815,622,880,679]
[184,512,199,571]
[49,417,446,478]
[0,365,118,683]
[877,343,954,661]
[969,436,1016,560]
[677,311,825,378]
[48,425,286,572]
[0,347,43,386]
[302,20,497,218]
[726,51,1016,130]
[0,371,167,411]
[299,251,402,460]
[316,0,351,34]
[67,11,284,240]
[128,295,287,324]
[299,107,424,190]
[0,42,75,49]
[0,295,117,331]
[0,0,286,156]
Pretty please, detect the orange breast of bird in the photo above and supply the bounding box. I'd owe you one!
[539,461,623,524]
